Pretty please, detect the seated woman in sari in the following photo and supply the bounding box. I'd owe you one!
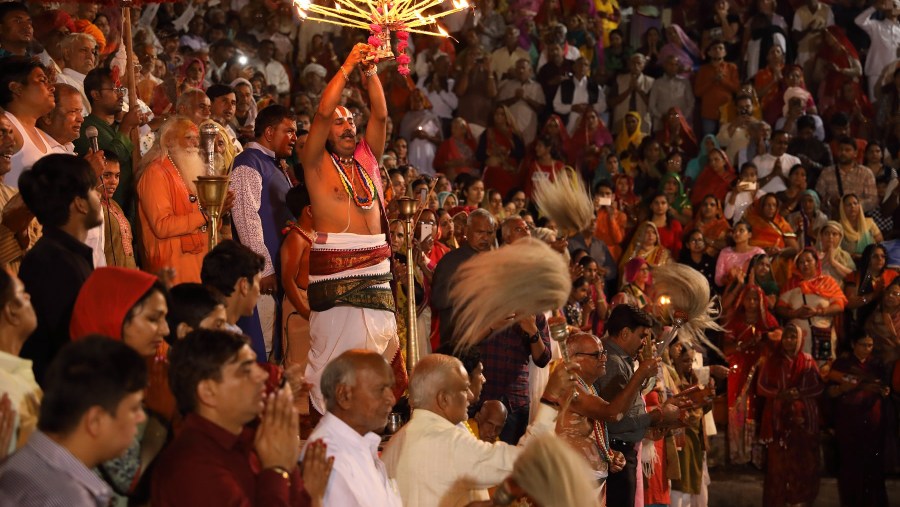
[612,257,653,308]
[775,164,809,217]
[614,111,646,175]
[816,221,856,289]
[537,114,571,163]
[746,193,799,257]
[685,134,720,182]
[655,106,698,160]
[659,172,693,226]
[722,253,780,311]
[477,105,526,197]
[689,148,736,208]
[612,173,641,233]
[827,334,891,507]
[523,135,566,197]
[715,222,765,289]
[776,248,848,362]
[648,193,684,257]
[757,323,824,507]
[813,26,862,113]
[844,243,897,338]
[565,109,613,182]
[864,278,900,364]
[786,190,828,248]
[688,194,730,258]
[70,268,172,505]
[433,117,479,180]
[839,193,883,259]
[619,221,672,276]
[724,283,780,464]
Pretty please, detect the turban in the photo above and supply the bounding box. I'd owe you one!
[782,86,811,116]
[32,10,75,41]
[302,63,327,78]
[74,19,107,54]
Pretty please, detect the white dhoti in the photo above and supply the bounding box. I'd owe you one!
[305,232,400,414]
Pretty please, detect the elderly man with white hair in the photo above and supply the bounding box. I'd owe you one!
[381,353,576,507]
[55,32,96,114]
[136,116,211,284]
[302,349,402,507]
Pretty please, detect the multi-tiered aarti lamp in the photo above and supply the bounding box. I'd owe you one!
[195,123,230,251]
[293,0,470,74]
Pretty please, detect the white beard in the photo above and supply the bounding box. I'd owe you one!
[170,147,206,194]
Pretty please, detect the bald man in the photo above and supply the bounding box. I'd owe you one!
[382,353,576,507]
[469,400,508,443]
[300,43,402,414]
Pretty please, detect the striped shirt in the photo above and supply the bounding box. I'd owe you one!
[0,431,112,507]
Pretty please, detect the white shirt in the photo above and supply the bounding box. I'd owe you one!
[303,413,402,507]
[418,80,458,120]
[552,76,607,134]
[497,78,545,144]
[855,7,900,78]
[381,406,557,507]
[536,45,580,72]
[491,46,531,78]
[253,59,291,95]
[648,75,695,130]
[752,152,802,194]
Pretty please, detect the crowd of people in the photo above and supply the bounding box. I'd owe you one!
[0,0,899,505]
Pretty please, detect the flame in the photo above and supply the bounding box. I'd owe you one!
[335,2,342,9]
[658,295,671,306]
[437,25,448,36]
[451,0,468,8]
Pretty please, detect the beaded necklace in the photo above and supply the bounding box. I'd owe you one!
[329,152,376,209]
[576,375,615,463]
[166,154,200,206]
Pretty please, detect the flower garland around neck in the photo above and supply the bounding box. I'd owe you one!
[329,151,377,209]
[575,375,615,464]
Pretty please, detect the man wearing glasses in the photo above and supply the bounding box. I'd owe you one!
[75,66,143,223]
[56,33,96,115]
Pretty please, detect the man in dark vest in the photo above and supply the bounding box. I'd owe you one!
[229,105,297,361]
[552,57,607,133]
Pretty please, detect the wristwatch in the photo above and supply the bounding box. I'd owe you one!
[527,331,541,344]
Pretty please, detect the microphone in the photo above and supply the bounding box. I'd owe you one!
[85,126,100,153]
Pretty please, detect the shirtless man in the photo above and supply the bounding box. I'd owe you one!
[301,43,404,413]
[280,185,313,375]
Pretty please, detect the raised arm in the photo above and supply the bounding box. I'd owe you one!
[362,64,388,161]
[303,43,371,171]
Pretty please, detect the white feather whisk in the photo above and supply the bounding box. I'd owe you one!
[532,169,594,235]
[450,238,570,351]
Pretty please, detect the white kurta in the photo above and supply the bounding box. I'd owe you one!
[382,406,558,507]
[303,413,403,507]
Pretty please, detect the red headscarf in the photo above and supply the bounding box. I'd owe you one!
[659,106,697,150]
[726,284,779,332]
[70,267,160,341]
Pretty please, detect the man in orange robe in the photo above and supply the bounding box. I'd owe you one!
[136,117,210,284]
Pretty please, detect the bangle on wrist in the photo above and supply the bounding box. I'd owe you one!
[340,65,350,81]
[267,466,291,485]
